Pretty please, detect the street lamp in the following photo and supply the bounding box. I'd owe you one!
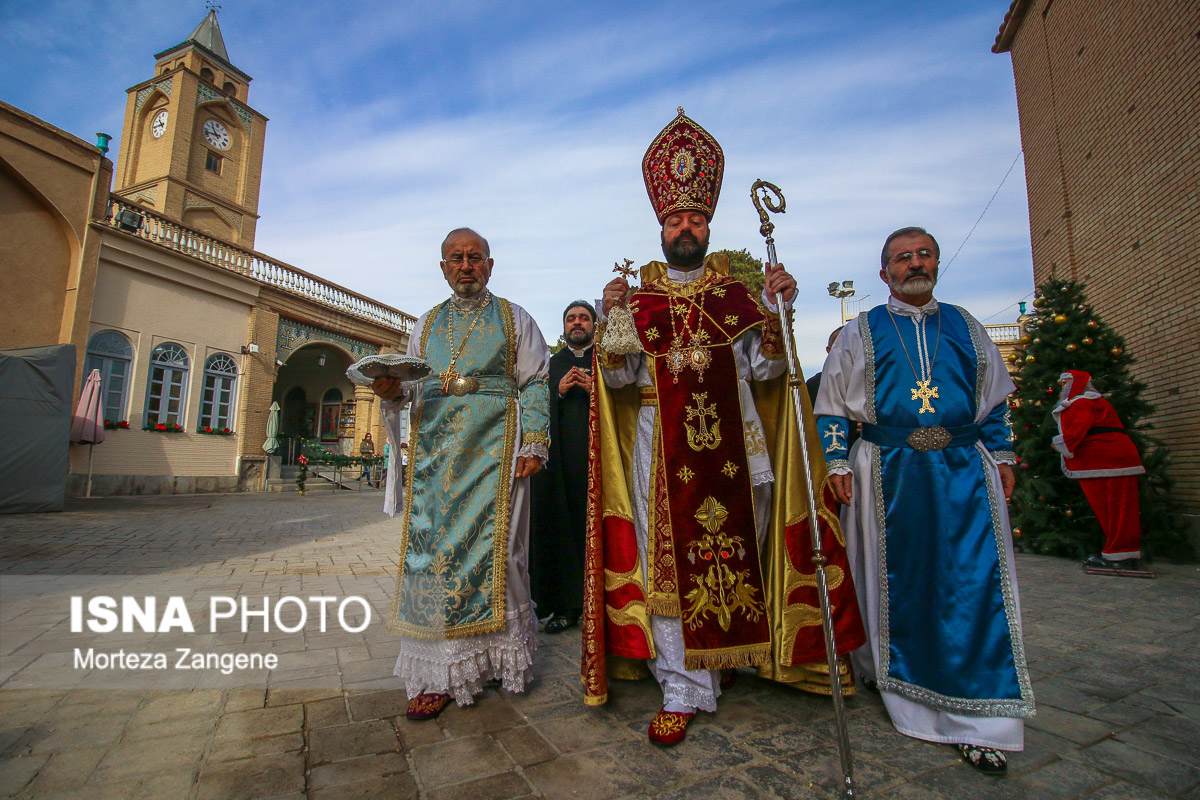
[827,280,855,323]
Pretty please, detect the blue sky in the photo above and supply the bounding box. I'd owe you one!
[2,0,1033,375]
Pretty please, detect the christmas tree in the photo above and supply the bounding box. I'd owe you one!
[1008,280,1193,561]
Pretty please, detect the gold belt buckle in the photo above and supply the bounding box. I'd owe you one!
[906,426,952,451]
[446,375,480,396]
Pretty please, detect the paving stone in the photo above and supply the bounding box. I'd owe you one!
[1080,780,1176,800]
[208,731,304,761]
[654,770,764,800]
[534,710,638,755]
[309,772,418,800]
[395,716,450,749]
[24,715,127,752]
[1087,700,1161,727]
[0,752,49,795]
[735,762,832,799]
[1019,757,1111,797]
[524,749,644,800]
[603,740,684,789]
[1026,703,1119,745]
[426,771,532,800]
[1069,737,1200,796]
[195,752,306,800]
[309,751,408,790]
[411,733,514,790]
[304,695,350,729]
[495,724,557,767]
[347,688,408,721]
[438,692,527,737]
[213,704,303,741]
[654,724,755,777]
[306,719,400,765]
[19,745,105,792]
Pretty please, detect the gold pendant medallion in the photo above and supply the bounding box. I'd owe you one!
[447,374,479,396]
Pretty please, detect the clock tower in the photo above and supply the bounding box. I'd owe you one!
[114,9,267,248]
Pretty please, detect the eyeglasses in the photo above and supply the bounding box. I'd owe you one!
[890,248,936,264]
[443,254,488,267]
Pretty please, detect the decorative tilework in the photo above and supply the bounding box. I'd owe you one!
[135,78,174,114]
[196,83,253,133]
[276,319,380,363]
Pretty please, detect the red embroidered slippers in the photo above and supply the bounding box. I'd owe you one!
[648,707,696,746]
[405,692,452,720]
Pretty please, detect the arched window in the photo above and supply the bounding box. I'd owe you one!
[85,331,134,424]
[144,342,190,427]
[222,81,237,98]
[199,353,238,430]
[200,67,215,84]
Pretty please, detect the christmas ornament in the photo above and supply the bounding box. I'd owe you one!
[1025,355,1036,363]
[1007,353,1018,363]
[1033,337,1042,344]
[1054,314,1068,323]
[1087,320,1098,328]
[1082,337,1093,345]
[1111,347,1124,356]
[1065,509,1073,517]
[1066,343,1078,351]
[1033,296,1045,308]
[1019,334,1032,345]
[1013,528,1023,538]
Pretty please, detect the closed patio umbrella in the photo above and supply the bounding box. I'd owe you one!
[70,369,106,498]
[263,401,280,454]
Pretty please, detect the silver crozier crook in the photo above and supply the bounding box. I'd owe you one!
[751,179,856,798]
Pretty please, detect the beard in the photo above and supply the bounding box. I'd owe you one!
[662,231,710,267]
[889,269,937,298]
[566,327,593,347]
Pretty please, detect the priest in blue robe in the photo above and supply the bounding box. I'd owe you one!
[813,226,1034,775]
[373,227,550,720]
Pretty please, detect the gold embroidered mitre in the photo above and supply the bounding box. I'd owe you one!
[642,107,724,223]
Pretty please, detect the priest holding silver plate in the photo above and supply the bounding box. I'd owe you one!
[367,227,551,720]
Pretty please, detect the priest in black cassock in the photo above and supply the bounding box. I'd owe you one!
[530,301,596,633]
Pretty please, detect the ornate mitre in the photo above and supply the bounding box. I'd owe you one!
[642,107,725,223]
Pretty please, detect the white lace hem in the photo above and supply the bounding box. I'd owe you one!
[392,605,538,706]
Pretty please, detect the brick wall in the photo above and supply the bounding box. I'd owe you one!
[998,0,1200,515]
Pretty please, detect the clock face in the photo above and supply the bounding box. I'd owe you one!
[151,110,168,138]
[203,119,231,150]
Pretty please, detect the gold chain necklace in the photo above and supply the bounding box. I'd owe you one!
[440,292,491,395]
[663,274,712,383]
[887,307,941,414]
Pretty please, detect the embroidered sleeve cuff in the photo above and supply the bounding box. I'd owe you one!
[761,290,795,314]
[759,308,787,361]
[518,442,549,464]
[827,459,851,474]
[522,431,549,447]
[991,450,1017,464]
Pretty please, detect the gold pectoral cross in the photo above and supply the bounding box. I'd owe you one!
[911,379,939,414]
[439,367,459,393]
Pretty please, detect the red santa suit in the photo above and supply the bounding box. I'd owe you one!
[1051,370,1145,561]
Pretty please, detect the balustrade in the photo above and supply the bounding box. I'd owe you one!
[102,195,414,333]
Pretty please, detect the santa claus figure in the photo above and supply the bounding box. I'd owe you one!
[1051,369,1146,572]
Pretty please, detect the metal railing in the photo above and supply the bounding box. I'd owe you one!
[103,195,415,333]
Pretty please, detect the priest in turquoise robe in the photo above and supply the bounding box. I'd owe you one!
[373,227,550,720]
[813,227,1034,775]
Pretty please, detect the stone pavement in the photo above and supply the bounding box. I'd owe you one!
[1,492,1198,799]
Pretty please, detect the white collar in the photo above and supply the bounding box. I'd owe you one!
[568,345,591,358]
[451,289,491,312]
[887,295,939,318]
[666,265,705,283]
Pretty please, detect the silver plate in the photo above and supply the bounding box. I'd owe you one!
[346,354,432,387]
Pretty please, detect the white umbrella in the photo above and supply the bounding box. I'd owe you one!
[263,401,280,454]
[70,368,106,498]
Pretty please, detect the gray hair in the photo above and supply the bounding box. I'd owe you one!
[441,228,491,258]
[881,226,939,269]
